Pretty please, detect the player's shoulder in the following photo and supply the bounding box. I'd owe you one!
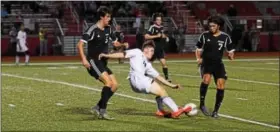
[220,31,231,38]
[201,31,210,36]
[84,24,98,35]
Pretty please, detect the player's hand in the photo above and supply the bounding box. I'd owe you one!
[162,34,167,38]
[172,84,181,89]
[228,52,234,60]
[156,33,162,38]
[82,58,90,69]
[98,53,106,60]
[123,42,129,49]
[197,58,203,65]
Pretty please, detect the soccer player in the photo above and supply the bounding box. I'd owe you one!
[144,13,171,82]
[112,24,125,64]
[15,24,30,65]
[195,16,235,118]
[99,40,192,119]
[77,7,128,120]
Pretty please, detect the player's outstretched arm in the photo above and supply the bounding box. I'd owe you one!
[99,52,125,60]
[113,41,129,49]
[144,33,161,40]
[155,75,180,89]
[77,40,90,69]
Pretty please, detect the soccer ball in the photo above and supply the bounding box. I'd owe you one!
[184,103,198,117]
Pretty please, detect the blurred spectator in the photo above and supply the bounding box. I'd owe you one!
[1,7,8,18]
[242,25,251,52]
[249,24,260,52]
[39,28,48,56]
[135,25,145,49]
[8,26,18,56]
[227,4,237,17]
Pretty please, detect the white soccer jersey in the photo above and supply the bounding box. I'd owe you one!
[125,49,159,93]
[16,30,28,52]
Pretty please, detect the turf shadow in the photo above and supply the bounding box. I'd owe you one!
[112,108,154,117]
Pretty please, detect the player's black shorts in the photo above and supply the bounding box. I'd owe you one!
[86,57,113,80]
[199,62,227,81]
[152,47,165,61]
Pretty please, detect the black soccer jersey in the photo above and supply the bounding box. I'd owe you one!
[147,24,165,48]
[196,31,235,63]
[81,24,117,59]
[114,31,124,43]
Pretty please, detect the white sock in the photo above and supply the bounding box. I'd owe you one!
[15,56,20,64]
[25,55,30,63]
[162,97,179,112]
[155,96,164,111]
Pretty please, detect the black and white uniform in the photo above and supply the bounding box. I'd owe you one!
[147,24,165,60]
[125,49,159,94]
[80,24,117,79]
[196,31,235,80]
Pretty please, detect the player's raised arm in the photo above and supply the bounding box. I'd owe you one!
[195,33,205,64]
[225,35,235,60]
[77,34,90,69]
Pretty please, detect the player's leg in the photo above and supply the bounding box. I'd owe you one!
[157,49,170,82]
[211,64,227,118]
[15,52,20,65]
[24,51,30,65]
[87,58,115,120]
[199,73,212,116]
[149,82,190,118]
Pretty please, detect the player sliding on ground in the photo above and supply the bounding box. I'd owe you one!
[99,40,192,119]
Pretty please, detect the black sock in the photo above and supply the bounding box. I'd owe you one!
[97,86,114,109]
[214,89,225,113]
[200,82,209,107]
[163,68,168,79]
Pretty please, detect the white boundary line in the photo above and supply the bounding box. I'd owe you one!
[1,58,279,66]
[113,69,279,86]
[2,73,279,129]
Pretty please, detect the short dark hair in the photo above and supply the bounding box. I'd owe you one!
[97,7,112,20]
[152,12,163,21]
[142,40,155,50]
[208,16,224,27]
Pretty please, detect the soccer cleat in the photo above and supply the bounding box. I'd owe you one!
[211,111,219,118]
[200,105,210,116]
[90,105,100,117]
[25,62,29,66]
[171,108,185,119]
[155,110,171,117]
[99,113,115,120]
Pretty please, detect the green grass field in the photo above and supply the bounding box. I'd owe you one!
[1,58,279,131]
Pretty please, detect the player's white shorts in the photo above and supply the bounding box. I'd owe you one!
[17,42,28,52]
[128,75,154,94]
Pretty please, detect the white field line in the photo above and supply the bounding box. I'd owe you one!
[2,73,279,129]
[112,69,279,86]
[1,58,279,66]
[236,98,249,101]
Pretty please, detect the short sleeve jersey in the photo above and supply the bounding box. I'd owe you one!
[147,24,164,48]
[196,31,235,63]
[80,24,117,59]
[125,49,159,78]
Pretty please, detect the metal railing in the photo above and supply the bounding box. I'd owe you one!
[56,18,64,36]
[66,1,80,33]
[114,17,178,34]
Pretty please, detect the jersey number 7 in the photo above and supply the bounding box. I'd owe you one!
[218,43,223,50]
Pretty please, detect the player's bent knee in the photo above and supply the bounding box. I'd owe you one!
[111,82,118,92]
